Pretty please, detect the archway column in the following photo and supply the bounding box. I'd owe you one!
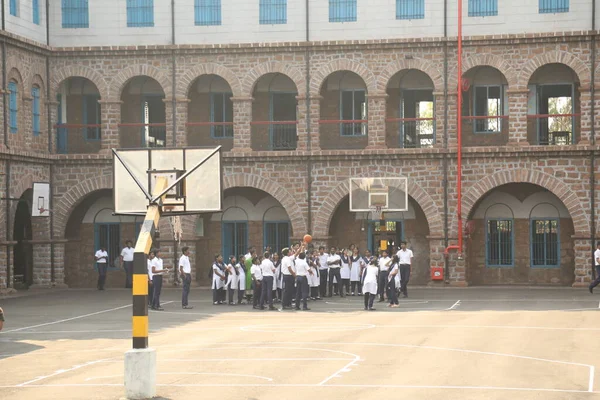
[231,97,253,152]
[46,100,59,153]
[507,88,529,145]
[446,93,458,148]
[573,237,592,288]
[366,93,388,149]
[578,87,591,145]
[99,100,123,152]
[433,92,446,149]
[173,98,190,147]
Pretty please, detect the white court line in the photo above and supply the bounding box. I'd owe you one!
[16,359,111,387]
[13,329,132,334]
[325,301,429,305]
[86,372,274,382]
[447,300,461,310]
[161,358,354,362]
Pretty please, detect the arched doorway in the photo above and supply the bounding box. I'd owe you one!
[120,76,166,148]
[328,195,430,284]
[13,189,33,288]
[466,183,575,285]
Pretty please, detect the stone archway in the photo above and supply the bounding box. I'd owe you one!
[51,65,110,100]
[241,61,306,97]
[377,58,444,93]
[448,53,519,88]
[109,64,172,101]
[519,50,590,87]
[178,63,243,98]
[310,59,377,96]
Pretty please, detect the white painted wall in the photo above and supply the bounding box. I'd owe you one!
[213,194,290,222]
[472,191,570,219]
[41,0,594,48]
[4,0,47,44]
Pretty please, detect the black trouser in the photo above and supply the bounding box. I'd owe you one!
[124,261,133,288]
[238,280,245,303]
[319,269,328,297]
[182,273,191,307]
[147,280,153,306]
[351,281,361,294]
[152,275,163,309]
[260,276,274,308]
[388,278,398,305]
[252,281,261,307]
[282,275,295,307]
[341,278,350,294]
[212,283,222,304]
[219,287,226,302]
[228,281,236,304]
[399,264,411,296]
[97,263,108,290]
[364,293,376,309]
[590,266,600,289]
[328,268,343,297]
[310,286,319,298]
[378,270,389,300]
[295,276,309,309]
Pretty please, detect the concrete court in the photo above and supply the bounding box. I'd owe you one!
[0,288,599,400]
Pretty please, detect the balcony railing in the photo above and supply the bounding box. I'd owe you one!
[186,121,234,150]
[118,123,167,148]
[319,119,368,137]
[463,115,509,134]
[56,124,102,154]
[251,121,298,151]
[527,113,579,145]
[386,117,435,148]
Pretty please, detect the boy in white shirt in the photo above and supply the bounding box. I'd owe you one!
[120,240,134,289]
[396,241,414,298]
[377,250,391,302]
[327,247,343,297]
[179,246,193,309]
[151,249,170,311]
[318,246,329,298]
[259,252,277,310]
[250,257,263,309]
[94,247,109,291]
[147,251,155,307]
[294,252,311,310]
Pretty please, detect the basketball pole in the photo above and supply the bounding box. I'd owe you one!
[124,176,168,400]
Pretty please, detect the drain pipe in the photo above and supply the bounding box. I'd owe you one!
[2,35,9,287]
[444,0,463,258]
[442,0,450,282]
[590,2,596,281]
[46,25,55,283]
[305,0,312,237]
[170,0,179,283]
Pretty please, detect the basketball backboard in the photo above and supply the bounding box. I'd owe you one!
[349,177,408,212]
[113,146,222,216]
[31,182,50,217]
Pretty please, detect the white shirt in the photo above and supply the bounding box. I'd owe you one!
[121,247,134,262]
[251,264,263,281]
[151,257,164,274]
[378,256,391,272]
[327,254,341,269]
[595,249,600,266]
[147,259,153,279]
[95,250,108,263]
[295,258,310,276]
[388,264,399,281]
[318,253,329,270]
[179,255,191,273]
[397,249,414,265]
[281,255,295,275]
[260,259,275,277]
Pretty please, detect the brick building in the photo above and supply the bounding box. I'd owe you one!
[0,0,598,289]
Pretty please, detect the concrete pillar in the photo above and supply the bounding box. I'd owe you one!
[507,89,529,145]
[231,97,253,152]
[366,94,387,149]
[578,87,591,145]
[99,100,123,152]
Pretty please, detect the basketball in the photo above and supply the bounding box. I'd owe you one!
[303,234,312,243]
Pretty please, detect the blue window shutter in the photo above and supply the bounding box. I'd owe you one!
[469,0,498,17]
[260,0,286,25]
[329,0,356,22]
[10,0,17,16]
[397,0,425,19]
[539,0,569,13]
[127,0,154,28]
[62,0,89,28]
[33,0,40,24]
[32,87,40,135]
[195,0,222,26]
[9,82,18,134]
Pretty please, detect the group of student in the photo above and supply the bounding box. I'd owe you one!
[211,240,414,311]
[146,247,193,311]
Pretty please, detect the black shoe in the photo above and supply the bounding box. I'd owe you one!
[402,294,408,298]
[590,286,594,294]
[156,307,164,311]
[183,306,194,309]
[260,306,266,310]
[269,306,277,311]
[378,299,384,303]
[302,307,311,311]
[364,307,368,310]
[253,306,260,309]
[369,307,376,311]
[295,307,301,310]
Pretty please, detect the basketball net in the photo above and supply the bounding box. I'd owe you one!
[170,215,183,244]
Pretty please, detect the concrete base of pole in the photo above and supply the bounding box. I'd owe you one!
[124,348,156,400]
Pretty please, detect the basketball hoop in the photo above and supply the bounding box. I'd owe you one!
[38,207,52,214]
[170,215,183,244]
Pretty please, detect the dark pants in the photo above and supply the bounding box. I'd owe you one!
[388,278,399,305]
[238,283,246,303]
[351,281,361,294]
[97,263,108,290]
[319,269,329,297]
[295,276,309,309]
[212,283,222,304]
[124,261,133,288]
[219,287,226,302]
[182,273,191,307]
[147,281,153,306]
[364,293,376,309]
[152,275,163,309]
[399,264,411,296]
[282,275,295,307]
[328,268,343,297]
[378,270,389,300]
[228,282,236,305]
[590,266,600,289]
[342,278,350,294]
[260,276,274,308]
[252,281,261,307]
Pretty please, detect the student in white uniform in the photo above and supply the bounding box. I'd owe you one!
[590,242,600,293]
[259,252,277,310]
[362,258,379,311]
[317,246,329,298]
[274,253,283,302]
[350,248,362,296]
[294,251,311,310]
[308,249,320,300]
[280,247,298,309]
[236,255,246,304]
[396,241,414,298]
[120,240,134,289]
[250,257,262,309]
[327,247,343,297]
[179,246,193,309]
[377,250,391,302]
[151,249,169,311]
[272,252,280,303]
[226,256,238,305]
[147,251,155,306]
[387,255,400,307]
[94,246,109,291]
[340,250,351,295]
[212,254,226,305]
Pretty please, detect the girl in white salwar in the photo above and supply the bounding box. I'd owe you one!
[340,250,351,295]
[272,253,281,303]
[363,258,379,311]
[309,249,321,300]
[350,248,362,296]
[226,256,238,305]
[212,254,226,305]
[236,255,246,304]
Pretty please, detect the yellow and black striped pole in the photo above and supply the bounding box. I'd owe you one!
[132,176,168,349]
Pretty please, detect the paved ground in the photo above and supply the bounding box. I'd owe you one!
[1,287,600,399]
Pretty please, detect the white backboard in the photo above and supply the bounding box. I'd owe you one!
[113,147,222,215]
[32,182,50,217]
[349,177,408,212]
